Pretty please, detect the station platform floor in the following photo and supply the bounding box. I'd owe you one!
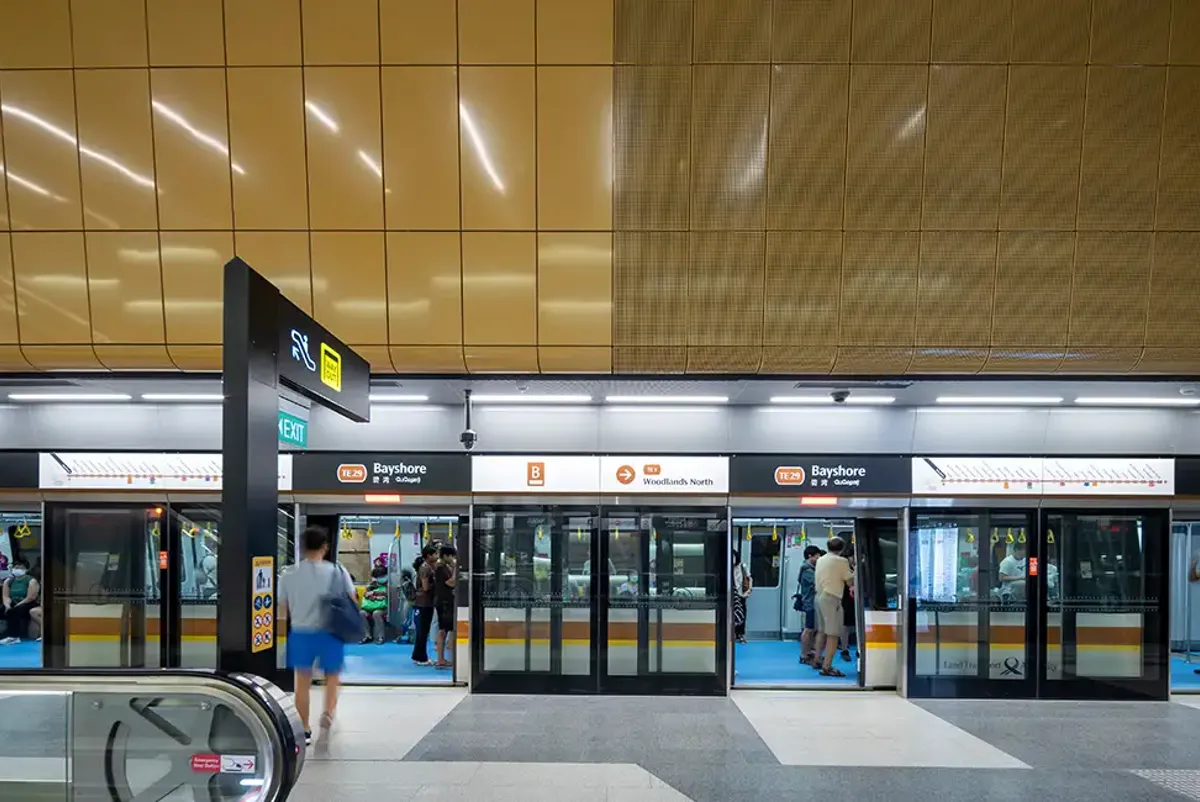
[290,688,1200,801]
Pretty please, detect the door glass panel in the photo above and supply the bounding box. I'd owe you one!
[605,509,726,679]
[913,513,982,678]
[474,506,595,679]
[174,504,221,668]
[51,505,162,668]
[0,510,42,667]
[986,513,1030,680]
[1046,513,1161,682]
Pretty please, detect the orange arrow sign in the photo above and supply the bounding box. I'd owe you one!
[616,465,636,484]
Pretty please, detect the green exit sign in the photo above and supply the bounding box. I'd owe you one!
[278,410,308,449]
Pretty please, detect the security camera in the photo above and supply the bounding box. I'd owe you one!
[831,389,850,404]
[460,428,478,451]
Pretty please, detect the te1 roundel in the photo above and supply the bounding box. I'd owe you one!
[774,466,806,486]
[337,463,368,483]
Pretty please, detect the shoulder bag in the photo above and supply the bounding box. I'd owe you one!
[323,564,366,643]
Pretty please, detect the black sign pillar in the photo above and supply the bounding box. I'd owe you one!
[220,257,372,678]
[220,258,284,676]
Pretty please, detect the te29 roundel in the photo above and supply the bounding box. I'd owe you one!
[337,463,368,483]
[774,466,806,486]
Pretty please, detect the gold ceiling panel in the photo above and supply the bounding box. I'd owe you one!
[0,0,1197,377]
[94,345,174,371]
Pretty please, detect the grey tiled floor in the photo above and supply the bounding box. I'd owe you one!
[918,699,1200,770]
[284,690,1200,800]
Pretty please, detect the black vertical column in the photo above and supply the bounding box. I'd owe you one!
[220,257,281,676]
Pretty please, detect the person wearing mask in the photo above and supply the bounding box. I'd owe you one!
[732,549,752,644]
[278,526,356,745]
[411,545,438,666]
[359,566,389,645]
[433,545,458,669]
[795,545,821,665]
[814,537,853,678]
[1,558,38,645]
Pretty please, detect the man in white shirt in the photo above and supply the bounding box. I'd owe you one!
[998,543,1027,600]
[813,537,853,676]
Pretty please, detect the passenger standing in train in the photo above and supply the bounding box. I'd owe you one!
[998,542,1027,601]
[814,537,853,677]
[279,526,356,746]
[840,545,857,663]
[411,545,438,666]
[732,549,752,644]
[797,545,821,665]
[434,545,458,669]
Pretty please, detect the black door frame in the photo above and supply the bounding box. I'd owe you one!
[905,507,1040,699]
[906,506,1170,700]
[1036,508,1170,701]
[470,503,728,695]
[470,504,600,694]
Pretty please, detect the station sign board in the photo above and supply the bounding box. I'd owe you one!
[471,455,729,494]
[291,452,470,494]
[730,455,910,495]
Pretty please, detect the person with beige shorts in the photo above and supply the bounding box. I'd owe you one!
[813,536,853,678]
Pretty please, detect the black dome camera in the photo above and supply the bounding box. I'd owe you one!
[831,390,850,404]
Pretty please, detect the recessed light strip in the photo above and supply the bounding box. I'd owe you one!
[769,396,896,405]
[472,394,592,404]
[141,393,223,402]
[1074,397,1200,407]
[369,394,429,403]
[8,393,131,402]
[604,395,728,404]
[936,396,1063,405]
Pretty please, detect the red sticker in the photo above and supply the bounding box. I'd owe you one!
[190,754,220,773]
[1029,557,1039,577]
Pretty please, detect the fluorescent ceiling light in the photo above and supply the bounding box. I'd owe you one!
[1074,397,1200,407]
[8,393,131,402]
[936,396,1063,405]
[472,394,592,403]
[769,396,896,405]
[605,395,728,404]
[364,494,402,504]
[304,100,339,133]
[369,394,429,403]
[141,393,223,402]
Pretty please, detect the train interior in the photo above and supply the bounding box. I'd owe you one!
[304,509,467,685]
[730,512,900,689]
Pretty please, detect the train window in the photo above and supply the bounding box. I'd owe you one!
[746,528,780,588]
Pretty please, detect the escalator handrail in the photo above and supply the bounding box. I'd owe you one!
[0,668,301,801]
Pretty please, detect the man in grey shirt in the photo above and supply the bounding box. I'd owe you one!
[279,526,355,745]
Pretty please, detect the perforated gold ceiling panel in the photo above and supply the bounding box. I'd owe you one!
[1,0,1198,375]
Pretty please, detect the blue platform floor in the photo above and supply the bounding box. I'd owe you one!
[734,639,859,688]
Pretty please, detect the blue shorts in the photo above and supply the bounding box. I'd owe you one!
[802,607,816,630]
[287,629,345,675]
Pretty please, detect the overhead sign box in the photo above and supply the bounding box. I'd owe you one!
[599,456,728,494]
[292,452,470,494]
[471,456,601,493]
[0,452,39,491]
[38,452,294,492]
[911,457,1175,496]
[472,455,730,494]
[730,455,910,495]
[276,296,371,423]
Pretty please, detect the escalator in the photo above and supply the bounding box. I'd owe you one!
[0,669,305,801]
